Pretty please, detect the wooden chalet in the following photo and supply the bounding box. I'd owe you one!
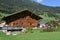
[2,10,42,28]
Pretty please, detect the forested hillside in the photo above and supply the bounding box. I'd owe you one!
[0,0,60,20]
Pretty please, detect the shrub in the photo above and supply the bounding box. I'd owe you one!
[40,20,60,32]
[40,26,55,32]
[25,26,33,33]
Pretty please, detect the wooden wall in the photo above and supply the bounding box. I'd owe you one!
[8,16,38,28]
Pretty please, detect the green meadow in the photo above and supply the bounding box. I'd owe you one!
[0,30,60,40]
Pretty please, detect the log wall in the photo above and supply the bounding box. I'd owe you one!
[8,16,38,28]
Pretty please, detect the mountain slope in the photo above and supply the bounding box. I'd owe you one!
[0,0,60,19]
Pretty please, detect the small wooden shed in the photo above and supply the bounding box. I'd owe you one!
[2,10,42,28]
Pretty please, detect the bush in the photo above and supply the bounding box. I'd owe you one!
[25,27,33,33]
[40,26,55,32]
[40,20,60,32]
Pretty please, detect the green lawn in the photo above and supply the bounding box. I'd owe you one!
[0,30,60,40]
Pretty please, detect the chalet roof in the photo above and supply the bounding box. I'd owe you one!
[2,10,42,23]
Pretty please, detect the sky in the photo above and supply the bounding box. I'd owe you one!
[33,0,60,7]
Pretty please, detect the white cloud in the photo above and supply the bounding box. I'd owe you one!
[37,0,43,2]
[33,0,43,3]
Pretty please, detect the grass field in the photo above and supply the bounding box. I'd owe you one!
[0,30,60,40]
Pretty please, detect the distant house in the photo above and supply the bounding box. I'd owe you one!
[2,10,42,28]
